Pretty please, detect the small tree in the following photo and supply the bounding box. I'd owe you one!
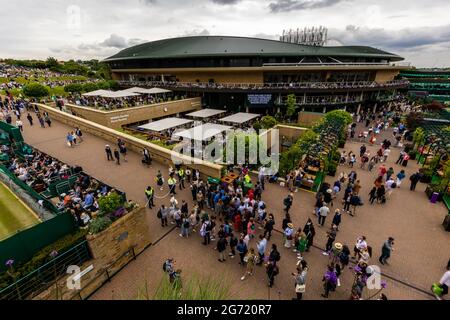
[260,115,278,129]
[22,83,49,98]
[82,82,99,92]
[285,94,297,119]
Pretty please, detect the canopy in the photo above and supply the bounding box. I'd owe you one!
[122,87,171,94]
[137,118,193,132]
[100,90,141,98]
[146,87,172,94]
[219,112,260,124]
[186,109,226,119]
[82,89,113,97]
[173,123,232,141]
[123,87,152,94]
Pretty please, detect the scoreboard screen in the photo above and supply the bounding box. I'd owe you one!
[247,94,273,106]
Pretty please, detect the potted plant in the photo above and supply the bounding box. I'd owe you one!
[327,161,338,177]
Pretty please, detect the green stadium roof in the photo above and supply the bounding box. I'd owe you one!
[104,36,404,62]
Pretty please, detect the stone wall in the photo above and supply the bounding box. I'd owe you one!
[33,103,224,179]
[34,206,149,300]
[65,97,202,129]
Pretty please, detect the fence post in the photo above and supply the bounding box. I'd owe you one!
[131,247,136,260]
[105,269,111,282]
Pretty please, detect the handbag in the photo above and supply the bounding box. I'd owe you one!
[295,284,306,293]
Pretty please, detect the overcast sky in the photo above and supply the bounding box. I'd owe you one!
[1,0,449,67]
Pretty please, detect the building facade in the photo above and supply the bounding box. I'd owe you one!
[104,36,410,113]
[399,69,450,105]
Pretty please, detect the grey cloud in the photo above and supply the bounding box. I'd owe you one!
[140,0,157,5]
[182,29,210,36]
[210,0,242,4]
[331,24,450,51]
[269,0,350,13]
[100,34,128,49]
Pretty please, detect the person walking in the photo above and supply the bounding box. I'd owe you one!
[378,237,395,265]
[200,218,212,245]
[105,145,113,161]
[142,148,152,166]
[369,187,377,204]
[318,204,330,227]
[321,264,338,298]
[119,141,127,162]
[156,170,164,191]
[177,167,185,190]
[66,132,74,147]
[44,113,51,127]
[157,205,169,227]
[266,261,279,288]
[168,175,177,195]
[256,234,267,266]
[396,170,406,188]
[113,148,120,165]
[229,233,238,259]
[324,225,338,255]
[145,186,155,209]
[180,215,190,238]
[409,172,421,191]
[26,113,33,126]
[263,213,275,240]
[283,193,293,213]
[331,209,342,231]
[241,248,256,281]
[38,114,45,128]
[377,185,386,203]
[303,219,316,252]
[236,238,248,266]
[293,260,308,300]
[217,235,228,262]
[284,222,294,248]
[75,127,83,142]
[432,259,450,300]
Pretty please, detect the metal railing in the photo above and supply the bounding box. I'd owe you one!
[0,240,91,300]
[119,80,409,91]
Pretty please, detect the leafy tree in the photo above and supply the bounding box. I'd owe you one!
[22,83,49,98]
[64,83,84,93]
[46,57,59,70]
[285,94,297,118]
[324,110,353,126]
[405,112,424,131]
[260,115,278,129]
[82,82,99,92]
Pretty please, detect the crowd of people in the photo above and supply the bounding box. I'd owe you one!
[119,79,409,91]
[0,63,92,91]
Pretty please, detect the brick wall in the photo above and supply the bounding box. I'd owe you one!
[34,206,150,300]
[65,97,202,129]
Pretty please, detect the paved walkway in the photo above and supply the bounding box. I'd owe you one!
[20,117,449,300]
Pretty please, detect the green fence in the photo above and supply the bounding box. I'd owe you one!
[0,212,77,273]
[0,240,90,300]
[0,164,62,214]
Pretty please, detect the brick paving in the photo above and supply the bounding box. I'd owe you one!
[20,117,450,300]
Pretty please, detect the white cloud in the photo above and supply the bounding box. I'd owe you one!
[0,0,449,67]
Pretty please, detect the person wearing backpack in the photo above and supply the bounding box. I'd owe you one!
[180,215,190,238]
[157,205,168,227]
[200,218,212,245]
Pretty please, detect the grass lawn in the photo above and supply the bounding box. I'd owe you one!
[0,182,40,240]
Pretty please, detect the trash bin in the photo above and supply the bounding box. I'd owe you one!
[430,192,440,204]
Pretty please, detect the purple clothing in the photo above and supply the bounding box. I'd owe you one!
[324,271,338,285]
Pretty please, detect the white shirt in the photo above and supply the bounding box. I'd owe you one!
[386,179,395,190]
[440,271,450,286]
[319,206,330,217]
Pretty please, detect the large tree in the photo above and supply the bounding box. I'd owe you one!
[22,83,49,98]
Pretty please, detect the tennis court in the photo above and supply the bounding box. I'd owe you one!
[0,182,40,240]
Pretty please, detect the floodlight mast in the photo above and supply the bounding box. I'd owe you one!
[279,26,328,46]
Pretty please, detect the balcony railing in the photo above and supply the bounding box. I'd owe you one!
[119,80,409,91]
